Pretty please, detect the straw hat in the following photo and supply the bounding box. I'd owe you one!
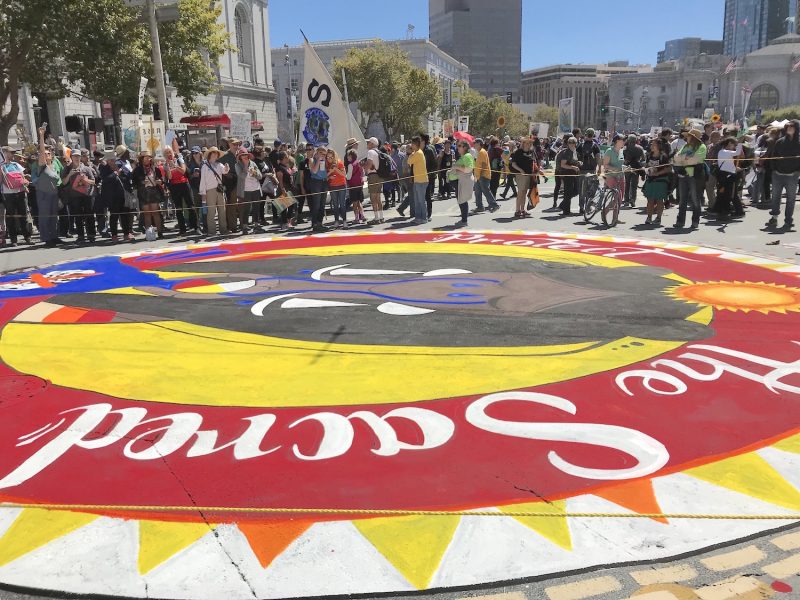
[114,144,128,158]
[204,146,221,160]
[138,149,152,159]
[345,137,358,149]
[686,128,703,143]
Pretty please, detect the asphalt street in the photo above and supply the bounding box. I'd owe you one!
[0,178,798,274]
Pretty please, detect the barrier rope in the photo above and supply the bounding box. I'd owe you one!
[0,502,798,520]
[0,153,788,222]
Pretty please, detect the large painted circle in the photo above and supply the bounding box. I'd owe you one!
[0,230,798,599]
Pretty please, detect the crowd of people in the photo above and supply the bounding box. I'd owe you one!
[0,119,798,248]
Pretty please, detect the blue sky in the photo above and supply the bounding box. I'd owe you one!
[269,0,725,69]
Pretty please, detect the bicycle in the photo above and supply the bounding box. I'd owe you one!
[582,174,621,227]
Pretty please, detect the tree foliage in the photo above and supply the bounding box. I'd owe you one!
[459,88,530,137]
[531,105,559,134]
[0,0,230,144]
[333,43,440,138]
[760,105,800,124]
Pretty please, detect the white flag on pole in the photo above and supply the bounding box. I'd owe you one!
[299,41,364,156]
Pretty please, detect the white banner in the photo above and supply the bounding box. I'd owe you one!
[458,115,469,132]
[558,98,574,135]
[529,122,549,138]
[299,41,364,156]
[229,112,252,149]
[137,76,149,120]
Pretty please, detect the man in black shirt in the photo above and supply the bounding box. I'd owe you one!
[577,128,601,213]
[510,137,535,218]
[623,134,646,207]
[421,133,438,219]
[268,139,283,170]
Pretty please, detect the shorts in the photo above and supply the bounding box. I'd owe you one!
[367,173,383,195]
[349,185,364,204]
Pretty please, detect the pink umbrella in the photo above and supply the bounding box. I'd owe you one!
[453,130,475,144]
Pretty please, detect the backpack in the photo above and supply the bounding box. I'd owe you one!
[1,164,26,191]
[578,141,599,172]
[377,150,397,179]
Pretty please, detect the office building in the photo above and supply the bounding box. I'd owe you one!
[520,62,651,129]
[271,38,469,142]
[657,38,724,63]
[429,0,521,101]
[723,0,792,57]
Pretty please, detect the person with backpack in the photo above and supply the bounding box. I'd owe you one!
[0,145,30,246]
[577,128,601,213]
[364,137,386,224]
[198,146,229,236]
[62,149,98,243]
[672,128,707,230]
[307,145,329,233]
[488,136,504,197]
[556,137,581,215]
[438,139,453,200]
[345,148,367,224]
[766,120,800,230]
[471,138,499,214]
[622,135,645,207]
[510,137,535,219]
[421,133,438,219]
[406,135,429,225]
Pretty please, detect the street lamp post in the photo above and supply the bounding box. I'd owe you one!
[145,0,170,126]
[284,44,294,143]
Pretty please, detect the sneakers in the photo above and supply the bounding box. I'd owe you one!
[396,208,405,217]
[653,216,661,226]
[487,205,499,213]
[644,216,652,225]
[454,219,467,227]
[766,216,778,227]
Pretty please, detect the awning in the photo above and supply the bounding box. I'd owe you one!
[180,114,231,127]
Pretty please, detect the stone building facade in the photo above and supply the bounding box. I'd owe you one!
[8,0,277,150]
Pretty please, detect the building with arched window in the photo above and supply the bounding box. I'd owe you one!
[725,33,800,118]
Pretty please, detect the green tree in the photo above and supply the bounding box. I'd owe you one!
[333,42,440,138]
[0,0,230,145]
[531,105,559,134]
[760,105,800,123]
[459,88,529,137]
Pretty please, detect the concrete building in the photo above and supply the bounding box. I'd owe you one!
[657,38,724,63]
[726,33,800,115]
[429,0,521,101]
[8,0,278,149]
[271,38,469,142]
[723,0,793,57]
[608,32,800,131]
[520,62,651,130]
[607,54,732,131]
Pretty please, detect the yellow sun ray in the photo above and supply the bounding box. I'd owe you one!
[773,433,800,454]
[90,287,158,296]
[500,500,572,550]
[686,452,800,511]
[354,515,460,589]
[138,520,215,575]
[0,509,98,567]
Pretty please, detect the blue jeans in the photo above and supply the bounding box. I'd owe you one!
[329,187,347,222]
[473,177,497,210]
[675,176,701,226]
[770,171,798,222]
[413,182,428,221]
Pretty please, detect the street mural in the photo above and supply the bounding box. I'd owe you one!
[0,231,798,598]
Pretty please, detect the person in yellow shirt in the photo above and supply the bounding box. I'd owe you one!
[406,136,430,225]
[471,138,499,213]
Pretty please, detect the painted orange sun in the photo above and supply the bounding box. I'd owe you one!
[668,281,800,314]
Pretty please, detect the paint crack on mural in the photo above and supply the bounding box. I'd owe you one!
[155,453,259,599]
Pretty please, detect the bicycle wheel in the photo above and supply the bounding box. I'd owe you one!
[601,187,620,227]
[582,180,602,221]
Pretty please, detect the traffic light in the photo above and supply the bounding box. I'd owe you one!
[599,104,607,114]
[65,115,84,133]
[506,91,512,104]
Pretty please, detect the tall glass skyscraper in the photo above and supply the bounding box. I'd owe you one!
[723,0,792,57]
[429,0,521,101]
